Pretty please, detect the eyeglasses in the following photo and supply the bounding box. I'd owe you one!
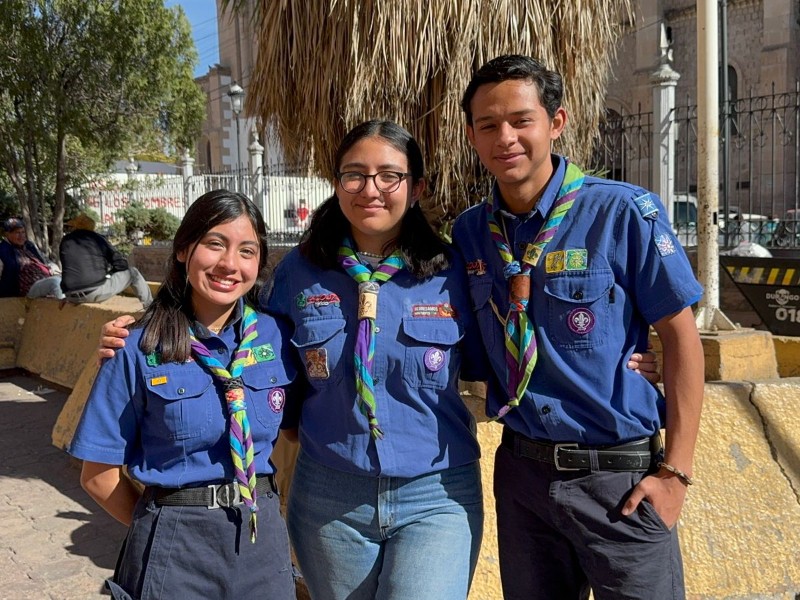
[336,171,411,194]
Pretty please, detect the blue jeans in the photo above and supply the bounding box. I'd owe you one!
[287,450,484,600]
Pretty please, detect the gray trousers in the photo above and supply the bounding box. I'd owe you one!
[494,430,685,600]
[27,276,65,299]
[64,268,152,307]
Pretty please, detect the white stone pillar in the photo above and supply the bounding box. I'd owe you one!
[650,24,680,227]
[179,149,195,211]
[248,130,266,220]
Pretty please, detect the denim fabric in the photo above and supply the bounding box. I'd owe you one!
[64,268,152,306]
[287,450,484,600]
[493,441,685,600]
[27,275,64,299]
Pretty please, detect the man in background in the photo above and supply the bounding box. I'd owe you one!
[0,217,64,299]
[60,213,152,308]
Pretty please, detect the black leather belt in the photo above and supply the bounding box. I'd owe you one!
[150,475,277,509]
[501,427,661,472]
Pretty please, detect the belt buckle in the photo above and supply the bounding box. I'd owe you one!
[207,483,241,509]
[553,443,580,471]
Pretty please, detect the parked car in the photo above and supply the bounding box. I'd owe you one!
[670,193,778,248]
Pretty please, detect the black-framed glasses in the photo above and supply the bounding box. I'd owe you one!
[336,171,411,194]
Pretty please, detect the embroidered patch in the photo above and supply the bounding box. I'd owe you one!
[466,259,487,276]
[565,249,589,271]
[423,347,446,372]
[305,348,330,379]
[252,343,276,362]
[545,251,566,273]
[145,352,161,367]
[412,303,457,318]
[295,293,307,309]
[150,376,167,386]
[268,388,286,413]
[634,194,659,219]
[654,233,677,256]
[306,293,341,307]
[523,244,543,266]
[566,308,596,335]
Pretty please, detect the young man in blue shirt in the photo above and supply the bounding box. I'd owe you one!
[452,55,705,599]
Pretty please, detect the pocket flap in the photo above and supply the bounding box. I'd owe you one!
[290,318,347,348]
[145,370,211,400]
[468,279,493,311]
[241,364,292,390]
[402,317,463,345]
[543,270,614,304]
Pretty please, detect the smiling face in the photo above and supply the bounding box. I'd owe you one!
[177,214,260,328]
[466,79,566,212]
[336,136,425,255]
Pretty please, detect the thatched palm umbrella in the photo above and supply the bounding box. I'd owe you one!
[226,0,631,220]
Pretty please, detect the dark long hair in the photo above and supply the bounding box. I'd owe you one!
[138,189,269,362]
[300,120,449,278]
[461,54,563,123]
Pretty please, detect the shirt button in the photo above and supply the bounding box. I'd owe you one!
[217,348,225,354]
[572,291,584,300]
[177,387,186,395]
[518,243,526,250]
[541,405,551,415]
[270,376,277,383]
[374,326,381,333]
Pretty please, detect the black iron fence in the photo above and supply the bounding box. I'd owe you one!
[592,85,800,251]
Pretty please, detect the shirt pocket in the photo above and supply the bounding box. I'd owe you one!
[401,317,464,390]
[242,364,292,431]
[290,317,347,388]
[543,269,613,350]
[468,277,498,354]
[144,370,212,441]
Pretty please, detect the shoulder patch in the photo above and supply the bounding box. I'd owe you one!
[633,193,659,219]
[654,233,677,256]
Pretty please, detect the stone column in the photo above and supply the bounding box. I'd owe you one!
[650,24,680,226]
[179,149,195,211]
[248,130,266,220]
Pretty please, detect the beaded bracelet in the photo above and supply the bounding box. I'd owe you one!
[657,462,694,486]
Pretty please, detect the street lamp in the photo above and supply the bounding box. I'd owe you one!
[227,82,245,183]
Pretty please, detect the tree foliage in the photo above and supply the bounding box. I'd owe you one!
[0,0,205,256]
[111,201,180,255]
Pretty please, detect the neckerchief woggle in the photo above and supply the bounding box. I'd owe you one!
[189,304,260,542]
[337,238,405,439]
[486,161,584,419]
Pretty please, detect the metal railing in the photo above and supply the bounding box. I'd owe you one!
[591,84,800,251]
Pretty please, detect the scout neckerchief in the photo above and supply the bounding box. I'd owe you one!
[487,161,584,419]
[189,304,260,542]
[338,238,404,439]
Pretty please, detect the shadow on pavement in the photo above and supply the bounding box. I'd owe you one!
[0,372,126,571]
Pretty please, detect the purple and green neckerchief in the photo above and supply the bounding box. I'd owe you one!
[487,161,584,419]
[338,238,405,439]
[189,304,260,542]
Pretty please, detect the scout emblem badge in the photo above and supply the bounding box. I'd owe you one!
[485,162,585,418]
[338,239,404,439]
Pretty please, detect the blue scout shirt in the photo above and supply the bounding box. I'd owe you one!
[266,247,487,478]
[452,155,703,445]
[69,301,298,488]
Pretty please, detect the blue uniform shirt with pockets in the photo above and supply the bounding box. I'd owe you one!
[452,154,703,445]
[69,300,299,488]
[266,247,488,478]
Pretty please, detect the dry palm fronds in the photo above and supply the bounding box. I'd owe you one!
[226,0,632,221]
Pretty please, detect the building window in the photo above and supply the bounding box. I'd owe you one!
[721,64,739,135]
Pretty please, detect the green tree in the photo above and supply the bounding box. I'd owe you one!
[0,0,205,257]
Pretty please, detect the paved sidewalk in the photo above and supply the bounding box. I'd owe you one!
[0,373,125,600]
